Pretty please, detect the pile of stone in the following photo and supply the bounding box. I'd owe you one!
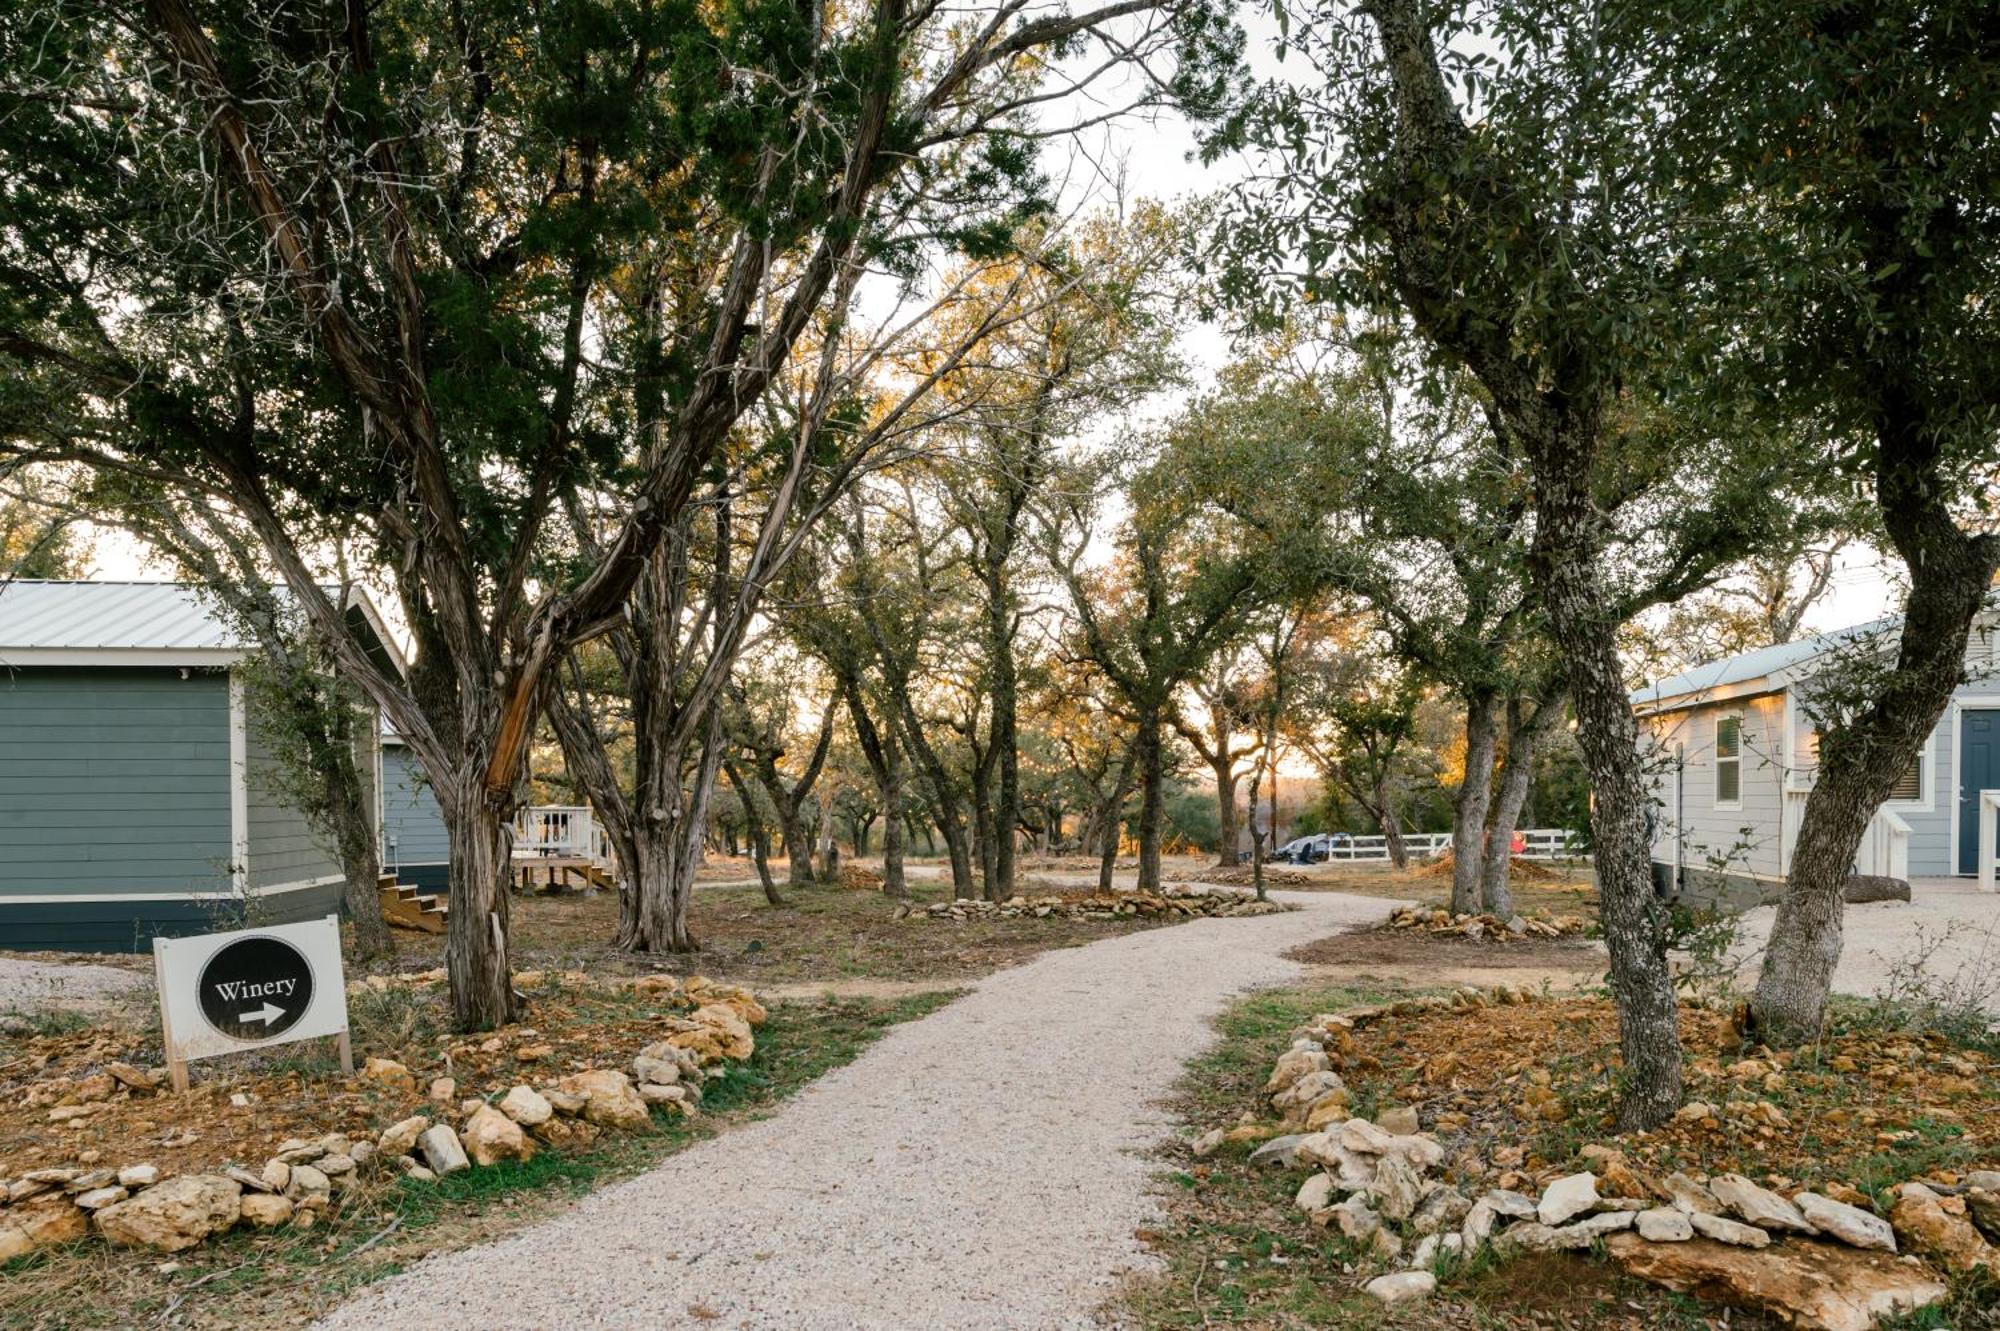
[0,977,764,1260]
[1206,1004,1999,1331]
[897,886,1294,922]
[1386,904,1588,940]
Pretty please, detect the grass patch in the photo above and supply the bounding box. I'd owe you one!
[0,990,958,1331]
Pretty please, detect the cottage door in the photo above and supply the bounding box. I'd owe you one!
[1958,709,2000,874]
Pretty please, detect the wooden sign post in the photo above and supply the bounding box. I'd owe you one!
[153,915,352,1092]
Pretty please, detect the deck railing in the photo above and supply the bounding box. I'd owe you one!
[512,805,611,863]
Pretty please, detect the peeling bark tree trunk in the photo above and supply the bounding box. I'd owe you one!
[436,784,520,1030]
[1093,746,1141,894]
[1213,759,1241,868]
[1451,691,1500,914]
[880,736,908,900]
[724,762,784,906]
[328,766,391,961]
[1376,778,1410,870]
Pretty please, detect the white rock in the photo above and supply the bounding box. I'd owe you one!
[416,1124,470,1177]
[1795,1191,1896,1252]
[1689,1211,1772,1248]
[1339,1118,1396,1155]
[1369,1155,1424,1223]
[1408,1233,1441,1269]
[1190,1128,1226,1158]
[1538,1172,1600,1226]
[1325,1195,1381,1240]
[117,1164,161,1190]
[1636,1207,1694,1242]
[1246,1133,1313,1169]
[1365,1270,1436,1305]
[378,1115,430,1157]
[74,1185,128,1210]
[1461,1200,1498,1246]
[1295,1173,1336,1212]
[1710,1173,1817,1235]
[286,1164,330,1197]
[1484,1188,1539,1219]
[498,1085,553,1127]
[1664,1171,1723,1216]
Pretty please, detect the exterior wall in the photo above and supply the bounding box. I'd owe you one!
[0,667,233,900]
[242,688,343,891]
[1641,691,1788,890]
[0,880,343,954]
[381,743,449,888]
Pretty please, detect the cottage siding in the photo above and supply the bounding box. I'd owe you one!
[381,744,449,883]
[242,692,342,890]
[1644,693,1787,882]
[0,668,232,895]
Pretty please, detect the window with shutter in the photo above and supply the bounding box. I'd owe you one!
[1716,715,1742,806]
[1887,753,1923,802]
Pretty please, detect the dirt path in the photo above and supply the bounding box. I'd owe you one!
[312,890,1403,1331]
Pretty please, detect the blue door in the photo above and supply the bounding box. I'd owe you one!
[1958,709,2000,874]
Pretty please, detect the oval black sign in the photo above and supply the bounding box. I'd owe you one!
[197,936,314,1042]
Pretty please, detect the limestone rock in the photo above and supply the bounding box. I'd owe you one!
[74,1185,128,1210]
[1795,1192,1895,1253]
[417,1124,471,1177]
[1538,1172,1599,1226]
[1689,1212,1771,1248]
[94,1175,241,1252]
[428,1076,457,1104]
[286,1164,331,1198]
[637,1082,690,1109]
[557,1070,651,1131]
[1265,1045,1330,1096]
[1376,1104,1420,1135]
[1369,1155,1424,1223]
[1296,1172,1336,1212]
[1710,1173,1817,1235]
[1492,1222,1562,1255]
[686,1004,755,1060]
[1324,1196,1381,1240]
[1,1199,88,1257]
[361,1057,417,1092]
[1295,1134,1378,1191]
[1461,1199,1498,1247]
[1272,1070,1345,1122]
[1636,1207,1694,1242]
[1411,1186,1470,1236]
[1664,1172,1723,1216]
[1302,1092,1354,1131]
[117,1163,161,1190]
[260,1159,290,1193]
[631,1056,681,1089]
[378,1114,430,1157]
[1483,1188,1539,1220]
[499,1086,553,1127]
[1970,1187,2000,1243]
[1364,1270,1434,1305]
[543,1087,587,1117]
[1607,1233,1945,1331]
[1339,1118,1395,1155]
[1889,1184,1997,1275]
[240,1193,294,1228]
[462,1104,534,1167]
[223,1165,274,1194]
[1246,1133,1314,1169]
[1190,1128,1226,1158]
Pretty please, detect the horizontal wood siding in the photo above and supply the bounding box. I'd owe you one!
[1642,693,1786,880]
[0,668,232,895]
[381,745,449,872]
[243,690,342,890]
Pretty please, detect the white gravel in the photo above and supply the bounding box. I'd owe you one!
[314,889,1399,1331]
[0,956,148,1017]
[1730,878,2000,1004]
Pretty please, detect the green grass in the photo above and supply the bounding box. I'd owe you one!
[0,990,960,1331]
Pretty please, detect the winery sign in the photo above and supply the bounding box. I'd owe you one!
[154,915,352,1091]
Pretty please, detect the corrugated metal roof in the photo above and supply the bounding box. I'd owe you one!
[0,580,247,651]
[1629,613,1904,710]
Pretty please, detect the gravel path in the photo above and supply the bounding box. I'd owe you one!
[315,889,1400,1331]
[1730,879,2000,1003]
[0,956,147,1017]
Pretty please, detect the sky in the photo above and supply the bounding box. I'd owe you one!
[82,8,1900,649]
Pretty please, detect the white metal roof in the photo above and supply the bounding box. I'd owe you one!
[1629,612,1906,712]
[0,579,405,671]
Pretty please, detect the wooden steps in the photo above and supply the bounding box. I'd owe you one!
[378,873,448,934]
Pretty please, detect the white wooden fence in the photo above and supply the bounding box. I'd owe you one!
[1314,827,1584,863]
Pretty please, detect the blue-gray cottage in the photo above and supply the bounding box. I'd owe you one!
[0,580,423,951]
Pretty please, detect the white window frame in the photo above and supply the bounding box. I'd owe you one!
[1883,730,1936,812]
[1715,711,1744,811]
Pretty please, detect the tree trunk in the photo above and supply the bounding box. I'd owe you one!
[779,801,814,888]
[1375,777,1410,870]
[1753,520,1995,1041]
[327,756,391,962]
[616,722,722,953]
[724,762,784,906]
[1135,708,1165,893]
[1213,758,1241,867]
[990,611,1021,902]
[437,786,519,1031]
[1481,690,1561,919]
[881,736,908,900]
[970,753,1000,901]
[1451,691,1500,913]
[1536,477,1683,1131]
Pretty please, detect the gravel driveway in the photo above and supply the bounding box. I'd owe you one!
[1730,878,2000,1005]
[0,956,148,1018]
[314,889,1400,1331]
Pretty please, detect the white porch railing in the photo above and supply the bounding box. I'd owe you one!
[513,806,611,863]
[1316,828,1583,863]
[1979,790,2000,894]
[1854,805,1911,881]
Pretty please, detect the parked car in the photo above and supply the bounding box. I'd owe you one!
[1273,833,1354,864]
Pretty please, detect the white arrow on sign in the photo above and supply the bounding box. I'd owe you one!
[240,1002,286,1026]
